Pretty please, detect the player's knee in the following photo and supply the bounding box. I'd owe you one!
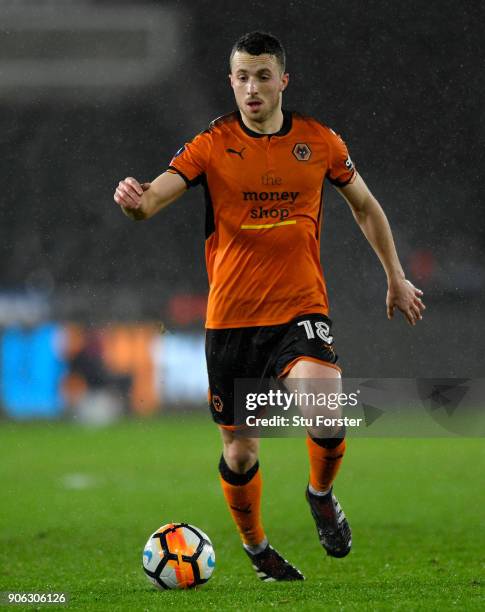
[222,437,258,474]
[307,424,344,442]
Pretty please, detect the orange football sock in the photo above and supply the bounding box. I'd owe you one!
[306,435,346,492]
[219,456,265,547]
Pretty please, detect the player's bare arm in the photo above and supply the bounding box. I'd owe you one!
[337,173,426,326]
[113,171,187,221]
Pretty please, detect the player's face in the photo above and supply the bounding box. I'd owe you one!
[229,52,289,125]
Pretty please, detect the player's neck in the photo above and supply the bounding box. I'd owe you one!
[239,108,284,135]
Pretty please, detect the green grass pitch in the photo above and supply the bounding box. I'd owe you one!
[0,415,483,611]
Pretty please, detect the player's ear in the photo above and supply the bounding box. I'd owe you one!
[228,73,235,88]
[281,72,289,92]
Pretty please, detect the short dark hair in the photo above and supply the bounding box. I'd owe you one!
[230,31,286,72]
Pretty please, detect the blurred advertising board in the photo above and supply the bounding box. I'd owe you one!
[0,323,207,420]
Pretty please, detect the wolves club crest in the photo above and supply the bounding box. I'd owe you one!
[212,395,223,412]
[292,143,312,161]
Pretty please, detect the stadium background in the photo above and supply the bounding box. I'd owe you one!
[1,0,483,420]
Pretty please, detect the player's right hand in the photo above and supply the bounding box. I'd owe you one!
[114,177,150,209]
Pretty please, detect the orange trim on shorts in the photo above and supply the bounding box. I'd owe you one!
[278,356,342,379]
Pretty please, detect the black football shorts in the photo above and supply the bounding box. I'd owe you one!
[205,313,340,428]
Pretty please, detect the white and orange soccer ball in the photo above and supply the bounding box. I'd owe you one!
[142,523,215,590]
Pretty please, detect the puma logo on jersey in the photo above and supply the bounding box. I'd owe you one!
[226,147,246,159]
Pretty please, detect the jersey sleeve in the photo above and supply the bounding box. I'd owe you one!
[167,129,212,188]
[325,128,356,187]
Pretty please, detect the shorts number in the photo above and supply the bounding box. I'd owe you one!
[297,320,333,344]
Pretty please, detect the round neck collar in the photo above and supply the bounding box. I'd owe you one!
[237,110,292,138]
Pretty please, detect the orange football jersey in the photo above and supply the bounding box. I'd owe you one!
[167,110,355,329]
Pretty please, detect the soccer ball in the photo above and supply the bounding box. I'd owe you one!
[142,523,215,589]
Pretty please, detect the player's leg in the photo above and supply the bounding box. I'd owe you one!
[207,326,303,581]
[287,359,351,558]
[287,359,346,494]
[218,426,304,581]
[218,428,264,547]
[206,327,267,551]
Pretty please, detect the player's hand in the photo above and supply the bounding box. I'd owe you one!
[386,278,426,326]
[114,177,150,210]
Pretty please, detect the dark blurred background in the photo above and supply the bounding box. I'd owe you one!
[0,0,483,418]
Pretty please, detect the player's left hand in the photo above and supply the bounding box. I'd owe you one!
[386,278,426,326]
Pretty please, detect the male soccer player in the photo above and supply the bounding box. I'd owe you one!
[114,32,425,581]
